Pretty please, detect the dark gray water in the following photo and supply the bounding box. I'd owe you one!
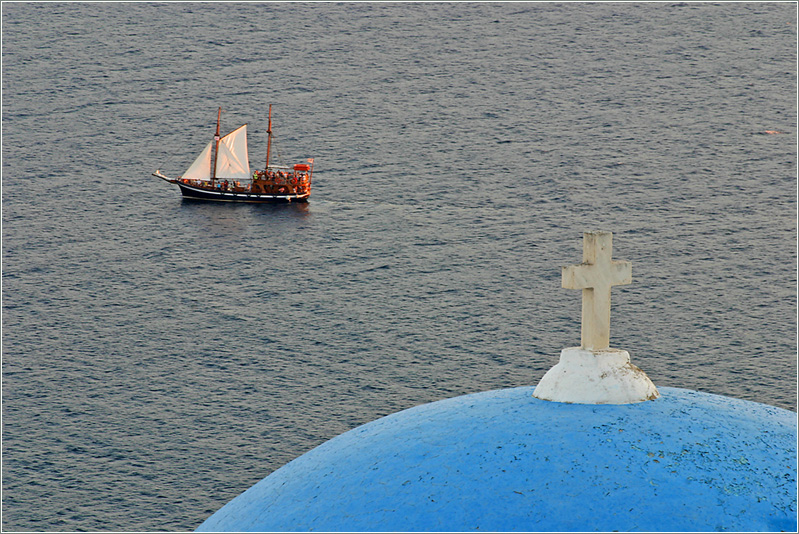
[2,2,796,531]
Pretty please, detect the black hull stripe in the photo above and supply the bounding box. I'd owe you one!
[176,183,309,203]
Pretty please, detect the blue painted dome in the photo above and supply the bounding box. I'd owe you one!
[196,386,796,532]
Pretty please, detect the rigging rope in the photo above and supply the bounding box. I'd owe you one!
[157,152,177,172]
[269,134,287,168]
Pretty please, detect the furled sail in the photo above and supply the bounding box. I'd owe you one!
[215,124,250,180]
[182,141,213,180]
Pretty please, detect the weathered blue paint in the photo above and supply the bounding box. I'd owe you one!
[197,387,797,532]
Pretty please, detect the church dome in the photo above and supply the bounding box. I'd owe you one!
[196,385,796,532]
[196,232,796,532]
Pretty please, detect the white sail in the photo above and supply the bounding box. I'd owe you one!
[182,141,213,180]
[215,124,250,180]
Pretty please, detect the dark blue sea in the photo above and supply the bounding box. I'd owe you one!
[2,2,796,531]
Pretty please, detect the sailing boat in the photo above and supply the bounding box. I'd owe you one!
[153,106,313,203]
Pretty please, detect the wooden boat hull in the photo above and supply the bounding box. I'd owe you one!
[174,180,309,203]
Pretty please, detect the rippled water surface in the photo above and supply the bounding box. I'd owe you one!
[2,2,796,531]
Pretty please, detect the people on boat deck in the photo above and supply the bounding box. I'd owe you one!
[238,169,310,188]
[179,176,307,195]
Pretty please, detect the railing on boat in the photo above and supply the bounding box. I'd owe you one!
[177,163,311,196]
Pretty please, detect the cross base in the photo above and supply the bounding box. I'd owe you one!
[533,348,659,404]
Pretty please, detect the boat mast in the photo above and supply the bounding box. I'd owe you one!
[212,107,221,184]
[265,104,273,172]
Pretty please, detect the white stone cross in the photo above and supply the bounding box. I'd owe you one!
[562,231,631,351]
